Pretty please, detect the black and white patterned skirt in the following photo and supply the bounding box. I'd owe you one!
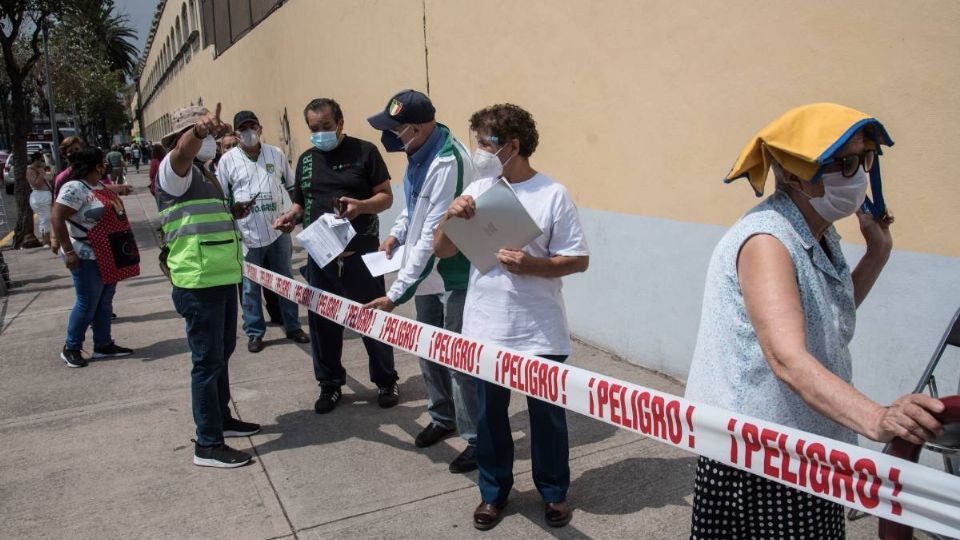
[689,457,845,540]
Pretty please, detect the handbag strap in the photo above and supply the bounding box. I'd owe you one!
[62,180,120,235]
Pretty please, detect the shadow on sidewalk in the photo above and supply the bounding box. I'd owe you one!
[251,372,621,472]
[572,455,695,513]
[481,455,695,538]
[252,375,464,467]
[135,336,188,362]
[113,309,180,325]
[13,273,64,286]
[87,336,188,363]
[124,275,173,287]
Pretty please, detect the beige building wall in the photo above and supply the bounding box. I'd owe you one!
[138,0,960,409]
[141,0,960,257]
[426,0,960,257]
[140,0,428,194]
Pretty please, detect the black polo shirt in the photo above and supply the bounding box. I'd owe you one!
[293,135,390,253]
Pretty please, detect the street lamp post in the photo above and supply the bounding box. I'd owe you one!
[41,22,61,172]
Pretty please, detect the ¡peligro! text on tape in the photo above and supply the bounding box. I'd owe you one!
[244,262,960,537]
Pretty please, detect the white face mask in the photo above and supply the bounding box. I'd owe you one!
[472,145,515,179]
[473,147,504,178]
[239,129,260,147]
[196,135,217,162]
[808,166,868,222]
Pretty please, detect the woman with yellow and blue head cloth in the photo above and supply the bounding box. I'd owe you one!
[684,103,945,539]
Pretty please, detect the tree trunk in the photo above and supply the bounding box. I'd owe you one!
[0,85,11,149]
[10,82,39,249]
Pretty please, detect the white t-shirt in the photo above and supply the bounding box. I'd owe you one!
[216,144,295,249]
[460,173,589,355]
[158,153,197,196]
[56,180,106,260]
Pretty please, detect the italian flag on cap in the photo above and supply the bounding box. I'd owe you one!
[389,99,403,117]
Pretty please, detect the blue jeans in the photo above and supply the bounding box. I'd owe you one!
[65,259,116,350]
[172,284,238,446]
[415,290,479,446]
[241,234,301,338]
[476,354,569,505]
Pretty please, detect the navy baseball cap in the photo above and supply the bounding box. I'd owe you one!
[233,110,259,129]
[367,90,435,130]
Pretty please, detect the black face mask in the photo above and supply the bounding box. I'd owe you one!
[380,130,405,153]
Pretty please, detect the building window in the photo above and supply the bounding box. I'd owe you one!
[199,0,285,57]
[190,0,201,49]
[201,0,214,48]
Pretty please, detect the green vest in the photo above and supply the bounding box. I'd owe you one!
[157,164,242,289]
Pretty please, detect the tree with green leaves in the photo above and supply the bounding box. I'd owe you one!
[0,0,67,247]
[1,0,138,248]
[84,0,140,79]
[37,9,129,144]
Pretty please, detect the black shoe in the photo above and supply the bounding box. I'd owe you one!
[286,329,310,343]
[60,347,88,368]
[449,445,478,473]
[545,501,573,528]
[111,312,117,320]
[314,387,342,414]
[92,342,134,359]
[247,336,265,353]
[377,383,400,408]
[415,423,455,448]
[223,418,261,438]
[193,441,252,468]
[474,500,508,531]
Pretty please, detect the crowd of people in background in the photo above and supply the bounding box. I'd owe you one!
[9,93,948,538]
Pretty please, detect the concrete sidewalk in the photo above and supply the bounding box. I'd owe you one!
[0,171,880,539]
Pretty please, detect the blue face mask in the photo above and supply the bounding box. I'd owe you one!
[310,131,339,151]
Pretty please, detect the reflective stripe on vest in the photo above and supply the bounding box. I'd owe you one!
[159,200,227,224]
[157,168,242,289]
[164,220,237,243]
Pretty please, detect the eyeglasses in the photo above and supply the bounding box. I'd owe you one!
[824,149,876,178]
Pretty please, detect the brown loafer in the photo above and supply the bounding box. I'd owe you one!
[545,501,572,528]
[473,500,508,531]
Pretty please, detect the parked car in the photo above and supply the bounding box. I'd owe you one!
[27,141,56,159]
[4,153,54,194]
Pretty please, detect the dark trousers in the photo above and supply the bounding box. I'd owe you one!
[307,253,397,390]
[172,284,238,446]
[261,242,283,322]
[263,288,282,322]
[476,354,570,505]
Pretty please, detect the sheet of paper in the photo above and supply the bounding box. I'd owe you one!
[441,178,543,274]
[296,213,356,268]
[361,245,406,277]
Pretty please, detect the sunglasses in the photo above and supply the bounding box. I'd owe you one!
[823,149,876,178]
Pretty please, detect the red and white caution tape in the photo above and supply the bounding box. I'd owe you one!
[244,262,960,537]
